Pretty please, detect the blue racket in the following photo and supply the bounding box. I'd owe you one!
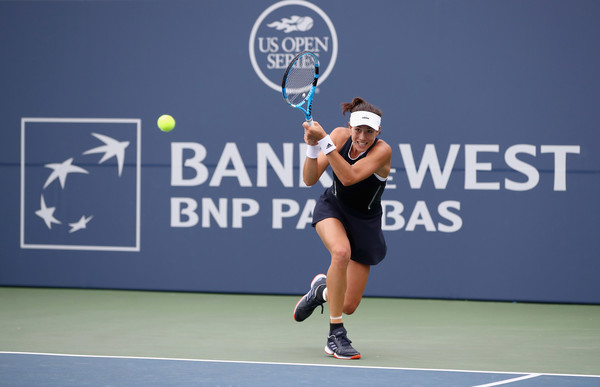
[282,51,319,125]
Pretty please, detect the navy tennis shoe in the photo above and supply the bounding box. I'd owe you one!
[293,274,327,322]
[324,326,361,359]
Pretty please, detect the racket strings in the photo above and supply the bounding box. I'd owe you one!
[284,57,316,105]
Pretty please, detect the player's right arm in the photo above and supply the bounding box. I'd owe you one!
[302,123,329,186]
[303,154,328,186]
[303,123,349,186]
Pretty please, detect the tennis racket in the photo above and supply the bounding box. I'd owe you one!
[281,51,319,125]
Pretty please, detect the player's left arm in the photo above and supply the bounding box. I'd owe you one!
[327,139,391,186]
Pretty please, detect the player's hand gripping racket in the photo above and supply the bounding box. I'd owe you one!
[282,51,319,126]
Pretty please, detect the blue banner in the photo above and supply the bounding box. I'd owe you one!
[1,0,598,303]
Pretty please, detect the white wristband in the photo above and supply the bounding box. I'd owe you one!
[318,135,337,155]
[306,144,320,159]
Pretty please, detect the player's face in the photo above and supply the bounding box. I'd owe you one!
[351,125,378,153]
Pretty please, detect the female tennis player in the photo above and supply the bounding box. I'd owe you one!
[293,97,392,360]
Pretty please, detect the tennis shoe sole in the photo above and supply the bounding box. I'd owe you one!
[324,345,361,360]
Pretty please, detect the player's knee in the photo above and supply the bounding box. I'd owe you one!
[343,300,360,315]
[343,294,362,314]
[330,245,351,266]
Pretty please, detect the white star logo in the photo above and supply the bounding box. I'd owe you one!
[68,215,93,233]
[35,195,61,229]
[43,158,89,189]
[83,133,130,177]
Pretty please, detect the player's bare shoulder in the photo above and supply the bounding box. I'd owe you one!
[374,138,392,157]
[330,126,351,146]
[372,138,392,177]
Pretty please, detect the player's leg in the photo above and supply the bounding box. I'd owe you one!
[343,260,370,315]
[292,217,346,322]
[315,218,361,359]
[315,217,351,324]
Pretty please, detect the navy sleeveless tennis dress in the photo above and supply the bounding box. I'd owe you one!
[312,136,387,265]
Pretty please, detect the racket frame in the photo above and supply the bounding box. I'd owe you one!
[281,51,320,125]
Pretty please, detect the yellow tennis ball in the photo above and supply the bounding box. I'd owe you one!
[157,114,175,132]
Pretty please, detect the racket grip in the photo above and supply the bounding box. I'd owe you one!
[306,118,314,126]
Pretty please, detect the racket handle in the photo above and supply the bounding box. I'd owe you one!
[306,118,314,126]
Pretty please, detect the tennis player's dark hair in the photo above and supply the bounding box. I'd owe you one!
[341,97,382,117]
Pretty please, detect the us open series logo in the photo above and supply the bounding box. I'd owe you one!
[249,0,338,91]
[20,118,141,251]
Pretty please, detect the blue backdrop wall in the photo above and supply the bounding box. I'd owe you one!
[1,0,598,303]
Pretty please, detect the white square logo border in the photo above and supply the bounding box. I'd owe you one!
[20,117,142,252]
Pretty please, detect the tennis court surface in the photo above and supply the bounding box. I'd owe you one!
[1,287,599,385]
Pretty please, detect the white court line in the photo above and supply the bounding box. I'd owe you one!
[472,373,542,387]
[1,351,599,379]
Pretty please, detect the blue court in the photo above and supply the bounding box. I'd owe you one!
[1,352,599,386]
